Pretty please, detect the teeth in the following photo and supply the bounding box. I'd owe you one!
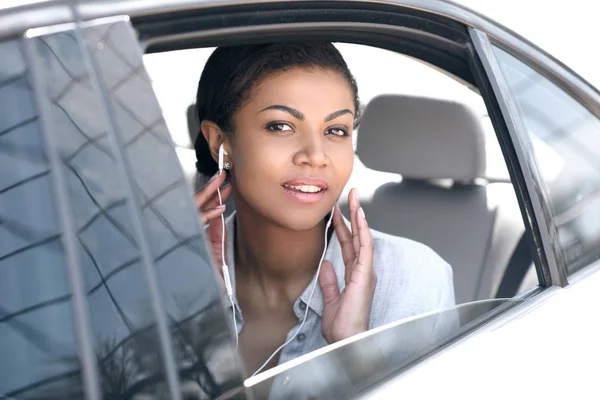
[285,184,323,193]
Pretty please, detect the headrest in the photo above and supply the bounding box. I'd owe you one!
[356,95,486,181]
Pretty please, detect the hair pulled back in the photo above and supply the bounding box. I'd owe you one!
[194,42,361,176]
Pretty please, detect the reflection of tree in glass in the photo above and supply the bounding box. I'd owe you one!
[3,300,243,399]
[92,300,244,399]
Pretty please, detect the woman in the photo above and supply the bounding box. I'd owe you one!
[193,42,456,378]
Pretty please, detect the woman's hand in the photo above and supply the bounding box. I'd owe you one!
[194,172,232,285]
[318,188,376,344]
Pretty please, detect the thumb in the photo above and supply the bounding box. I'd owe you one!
[318,260,340,305]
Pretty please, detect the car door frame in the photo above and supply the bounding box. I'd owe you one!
[112,0,582,388]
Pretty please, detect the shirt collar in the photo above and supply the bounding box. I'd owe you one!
[223,211,347,317]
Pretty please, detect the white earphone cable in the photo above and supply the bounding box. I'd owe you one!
[218,175,238,348]
[251,207,335,377]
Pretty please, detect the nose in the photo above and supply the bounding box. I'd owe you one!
[292,133,330,168]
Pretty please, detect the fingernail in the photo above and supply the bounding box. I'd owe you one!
[216,205,226,209]
[359,207,365,219]
[208,172,219,182]
[354,189,360,202]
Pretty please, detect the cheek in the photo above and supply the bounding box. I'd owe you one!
[229,133,287,199]
[232,134,284,177]
[328,141,354,185]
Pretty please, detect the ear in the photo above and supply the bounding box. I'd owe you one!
[200,120,230,163]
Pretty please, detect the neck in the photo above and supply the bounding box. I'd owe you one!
[233,199,327,304]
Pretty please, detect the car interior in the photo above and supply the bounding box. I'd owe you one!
[143,43,538,306]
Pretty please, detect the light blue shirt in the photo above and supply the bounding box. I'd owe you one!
[221,211,457,381]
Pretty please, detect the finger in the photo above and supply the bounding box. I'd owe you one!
[200,184,232,212]
[348,188,361,254]
[318,260,340,306]
[200,205,226,224]
[194,172,227,208]
[332,206,355,285]
[207,214,225,263]
[207,216,226,292]
[353,207,375,284]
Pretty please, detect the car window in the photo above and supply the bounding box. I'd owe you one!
[79,19,245,397]
[492,46,600,275]
[0,20,245,399]
[0,38,85,399]
[1,6,554,399]
[245,298,522,399]
[130,15,562,398]
[145,43,537,305]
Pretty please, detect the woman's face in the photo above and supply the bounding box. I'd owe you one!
[229,67,355,231]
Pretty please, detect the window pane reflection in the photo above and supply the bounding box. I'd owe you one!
[494,47,600,274]
[84,20,246,398]
[0,39,83,399]
[33,30,174,396]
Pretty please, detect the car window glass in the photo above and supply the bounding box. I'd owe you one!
[21,20,244,398]
[31,26,179,397]
[493,46,600,274]
[247,299,522,399]
[81,20,245,397]
[0,38,84,399]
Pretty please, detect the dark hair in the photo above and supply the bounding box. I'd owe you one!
[194,42,361,176]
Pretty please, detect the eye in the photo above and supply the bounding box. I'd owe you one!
[326,127,349,137]
[266,122,294,133]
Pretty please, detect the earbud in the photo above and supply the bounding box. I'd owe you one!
[218,143,228,174]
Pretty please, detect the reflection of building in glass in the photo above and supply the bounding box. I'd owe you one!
[1,23,243,399]
[0,38,83,399]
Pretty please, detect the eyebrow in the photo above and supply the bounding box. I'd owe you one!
[325,109,354,122]
[260,105,304,120]
[259,105,354,122]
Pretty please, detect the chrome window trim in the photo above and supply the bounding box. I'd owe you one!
[469,28,567,288]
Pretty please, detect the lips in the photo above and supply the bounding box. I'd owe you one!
[282,179,328,203]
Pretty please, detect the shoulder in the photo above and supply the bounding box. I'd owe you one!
[368,227,456,327]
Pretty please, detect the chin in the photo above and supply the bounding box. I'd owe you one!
[271,205,333,232]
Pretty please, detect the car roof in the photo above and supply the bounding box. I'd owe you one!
[454,0,600,96]
[1,0,597,103]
